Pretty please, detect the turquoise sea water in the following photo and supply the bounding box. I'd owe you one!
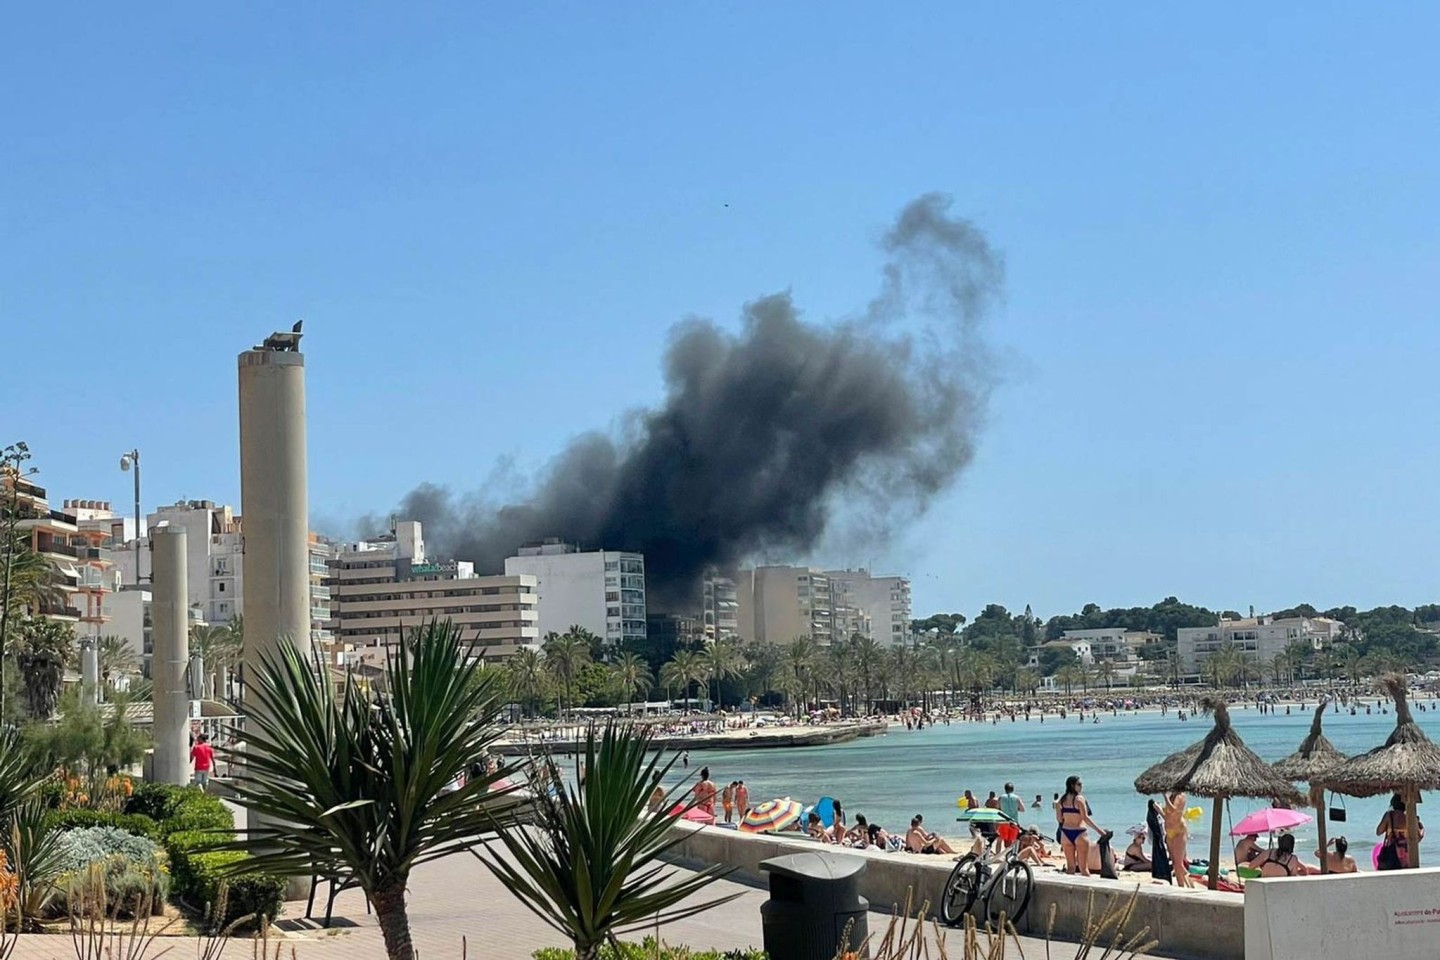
[673,702,1440,868]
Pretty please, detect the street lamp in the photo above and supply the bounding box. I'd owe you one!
[119,450,142,584]
[1,441,37,720]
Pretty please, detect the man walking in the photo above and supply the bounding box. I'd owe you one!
[190,733,215,791]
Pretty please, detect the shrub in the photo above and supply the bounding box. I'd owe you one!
[123,783,232,838]
[44,808,159,839]
[54,826,160,873]
[165,831,283,928]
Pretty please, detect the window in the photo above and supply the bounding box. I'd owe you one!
[606,591,619,602]
[607,607,620,617]
[605,562,619,571]
[218,582,226,593]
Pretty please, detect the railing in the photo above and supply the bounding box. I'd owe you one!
[37,540,80,558]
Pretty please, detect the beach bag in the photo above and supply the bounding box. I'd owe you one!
[1378,838,1403,871]
[1328,793,1346,823]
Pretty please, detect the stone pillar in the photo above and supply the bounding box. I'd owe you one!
[151,525,190,786]
[80,639,99,707]
[238,344,311,690]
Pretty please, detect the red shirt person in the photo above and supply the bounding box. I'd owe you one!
[190,734,215,790]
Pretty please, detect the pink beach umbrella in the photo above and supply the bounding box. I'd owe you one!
[669,804,715,824]
[1229,807,1313,837]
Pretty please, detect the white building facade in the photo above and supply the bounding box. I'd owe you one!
[825,569,912,646]
[504,540,646,646]
[1177,615,1344,675]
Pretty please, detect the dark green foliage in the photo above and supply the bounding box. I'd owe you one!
[22,691,150,780]
[122,782,232,837]
[43,808,158,839]
[165,831,283,928]
[476,723,736,957]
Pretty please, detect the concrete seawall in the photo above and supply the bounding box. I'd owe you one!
[660,823,1243,960]
[493,720,887,756]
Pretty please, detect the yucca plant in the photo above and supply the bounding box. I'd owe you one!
[475,722,737,960]
[213,619,514,960]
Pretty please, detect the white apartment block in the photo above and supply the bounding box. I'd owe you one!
[1177,615,1344,675]
[701,569,739,641]
[825,569,912,646]
[329,521,539,653]
[504,540,646,647]
[1059,628,1161,662]
[734,566,835,645]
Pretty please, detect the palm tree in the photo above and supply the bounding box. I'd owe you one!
[188,623,239,699]
[474,724,735,960]
[506,647,550,717]
[851,636,882,713]
[1013,667,1040,696]
[1054,663,1084,695]
[543,631,592,715]
[96,635,138,688]
[2,531,63,613]
[1096,659,1117,692]
[665,650,707,708]
[701,639,743,710]
[218,619,512,960]
[613,652,653,710]
[15,615,72,719]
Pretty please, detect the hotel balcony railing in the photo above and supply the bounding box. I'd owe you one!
[38,540,80,559]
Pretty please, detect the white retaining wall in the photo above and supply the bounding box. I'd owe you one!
[1245,867,1440,960]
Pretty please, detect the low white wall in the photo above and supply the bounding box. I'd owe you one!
[1245,867,1440,960]
[662,823,1244,959]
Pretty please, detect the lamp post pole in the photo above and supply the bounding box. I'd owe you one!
[0,441,35,721]
[120,450,141,584]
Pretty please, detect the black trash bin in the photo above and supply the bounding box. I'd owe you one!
[760,851,869,960]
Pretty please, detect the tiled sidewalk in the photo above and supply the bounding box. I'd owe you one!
[5,851,1055,959]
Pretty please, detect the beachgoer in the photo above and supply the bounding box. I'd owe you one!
[999,782,1026,822]
[984,791,1001,810]
[190,734,214,791]
[722,782,736,823]
[1252,833,1311,877]
[1377,793,1423,869]
[1234,833,1264,865]
[905,815,956,855]
[735,780,750,819]
[1034,794,1043,810]
[962,789,978,811]
[830,799,847,844]
[1018,827,1051,865]
[846,814,871,847]
[1160,792,1193,888]
[1122,828,1151,872]
[694,768,717,816]
[1317,836,1357,874]
[1057,776,1104,876]
[648,784,666,813]
[1052,792,1063,844]
[806,811,831,842]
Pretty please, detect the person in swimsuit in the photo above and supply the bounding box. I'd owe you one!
[735,781,750,820]
[693,768,717,816]
[1058,775,1104,876]
[1251,833,1312,877]
[830,799,847,844]
[905,814,956,855]
[1122,828,1151,872]
[1316,836,1357,873]
[721,782,736,823]
[1234,833,1264,865]
[1160,791,1193,888]
[1377,792,1424,868]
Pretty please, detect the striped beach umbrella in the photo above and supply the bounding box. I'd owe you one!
[740,798,803,834]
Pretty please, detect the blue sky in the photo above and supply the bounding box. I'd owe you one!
[4,4,1437,620]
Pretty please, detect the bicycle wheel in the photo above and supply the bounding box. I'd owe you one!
[940,854,981,926]
[986,860,1034,925]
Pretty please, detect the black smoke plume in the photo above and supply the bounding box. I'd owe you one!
[395,193,1003,606]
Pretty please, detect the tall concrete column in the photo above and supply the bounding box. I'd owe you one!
[238,342,311,698]
[151,525,190,786]
[79,639,99,707]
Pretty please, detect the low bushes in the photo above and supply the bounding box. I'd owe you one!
[51,827,167,918]
[43,808,159,839]
[122,783,232,836]
[165,831,283,929]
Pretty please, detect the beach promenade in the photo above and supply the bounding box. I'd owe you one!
[2,850,1056,960]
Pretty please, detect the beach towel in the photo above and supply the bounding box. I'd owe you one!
[1146,800,1172,882]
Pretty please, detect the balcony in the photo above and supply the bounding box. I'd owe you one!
[37,539,80,559]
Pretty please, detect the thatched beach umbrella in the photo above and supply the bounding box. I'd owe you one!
[1135,697,1302,890]
[1272,698,1347,873]
[1327,675,1440,868]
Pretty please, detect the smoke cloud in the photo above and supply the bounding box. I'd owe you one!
[393,193,1003,606]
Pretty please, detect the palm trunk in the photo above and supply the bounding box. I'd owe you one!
[372,881,414,960]
[575,941,601,960]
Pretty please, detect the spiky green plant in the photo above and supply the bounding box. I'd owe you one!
[213,619,514,960]
[475,723,736,960]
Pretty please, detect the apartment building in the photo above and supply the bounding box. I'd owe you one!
[1177,615,1344,675]
[504,540,646,647]
[734,566,835,645]
[329,521,539,654]
[700,569,739,641]
[1,472,113,637]
[825,569,912,646]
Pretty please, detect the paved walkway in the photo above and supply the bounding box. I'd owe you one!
[4,850,1061,959]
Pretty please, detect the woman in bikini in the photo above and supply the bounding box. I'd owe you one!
[1251,833,1312,877]
[1377,792,1425,869]
[1057,775,1104,876]
[1160,791,1193,888]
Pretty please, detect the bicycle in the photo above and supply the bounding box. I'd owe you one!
[939,814,1034,927]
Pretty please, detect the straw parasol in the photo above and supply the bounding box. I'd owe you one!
[1327,675,1440,868]
[1135,697,1302,889]
[1272,697,1347,873]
